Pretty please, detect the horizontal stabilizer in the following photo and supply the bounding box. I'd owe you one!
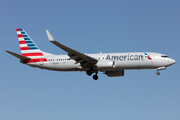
[5,50,31,60]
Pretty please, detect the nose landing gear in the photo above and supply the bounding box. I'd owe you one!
[156,67,166,75]
[156,71,160,75]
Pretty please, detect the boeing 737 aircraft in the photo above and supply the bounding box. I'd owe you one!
[6,28,176,80]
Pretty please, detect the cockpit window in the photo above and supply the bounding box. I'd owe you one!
[161,55,169,58]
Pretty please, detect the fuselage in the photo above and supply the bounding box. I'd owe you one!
[6,28,176,80]
[26,52,176,72]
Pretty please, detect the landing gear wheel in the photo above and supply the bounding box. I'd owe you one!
[86,70,92,76]
[93,75,98,80]
[156,71,160,75]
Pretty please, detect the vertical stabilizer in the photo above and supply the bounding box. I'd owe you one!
[16,28,47,63]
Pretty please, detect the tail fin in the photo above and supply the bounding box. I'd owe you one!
[16,28,47,63]
[17,28,42,54]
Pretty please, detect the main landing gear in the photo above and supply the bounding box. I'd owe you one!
[86,70,93,76]
[86,70,98,80]
[93,73,98,80]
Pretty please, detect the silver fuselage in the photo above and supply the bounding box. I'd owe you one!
[26,52,176,72]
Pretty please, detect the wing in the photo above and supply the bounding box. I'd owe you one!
[46,30,98,68]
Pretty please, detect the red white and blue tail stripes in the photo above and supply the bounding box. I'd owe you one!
[16,28,47,63]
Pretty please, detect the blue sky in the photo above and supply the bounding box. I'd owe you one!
[1,0,180,120]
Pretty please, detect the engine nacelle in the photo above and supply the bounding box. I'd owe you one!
[105,70,124,77]
[96,60,114,69]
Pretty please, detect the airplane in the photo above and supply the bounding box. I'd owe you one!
[5,28,176,80]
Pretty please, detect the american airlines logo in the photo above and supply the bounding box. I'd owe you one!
[106,54,144,61]
[144,53,152,60]
[106,53,152,61]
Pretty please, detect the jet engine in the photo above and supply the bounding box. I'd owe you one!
[104,70,124,77]
[96,60,114,69]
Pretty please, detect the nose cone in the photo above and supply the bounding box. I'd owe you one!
[169,58,176,65]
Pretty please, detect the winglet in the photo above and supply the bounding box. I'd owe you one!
[46,30,55,42]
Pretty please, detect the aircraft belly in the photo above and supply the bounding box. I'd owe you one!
[28,62,80,71]
[50,62,80,70]
[115,60,151,69]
